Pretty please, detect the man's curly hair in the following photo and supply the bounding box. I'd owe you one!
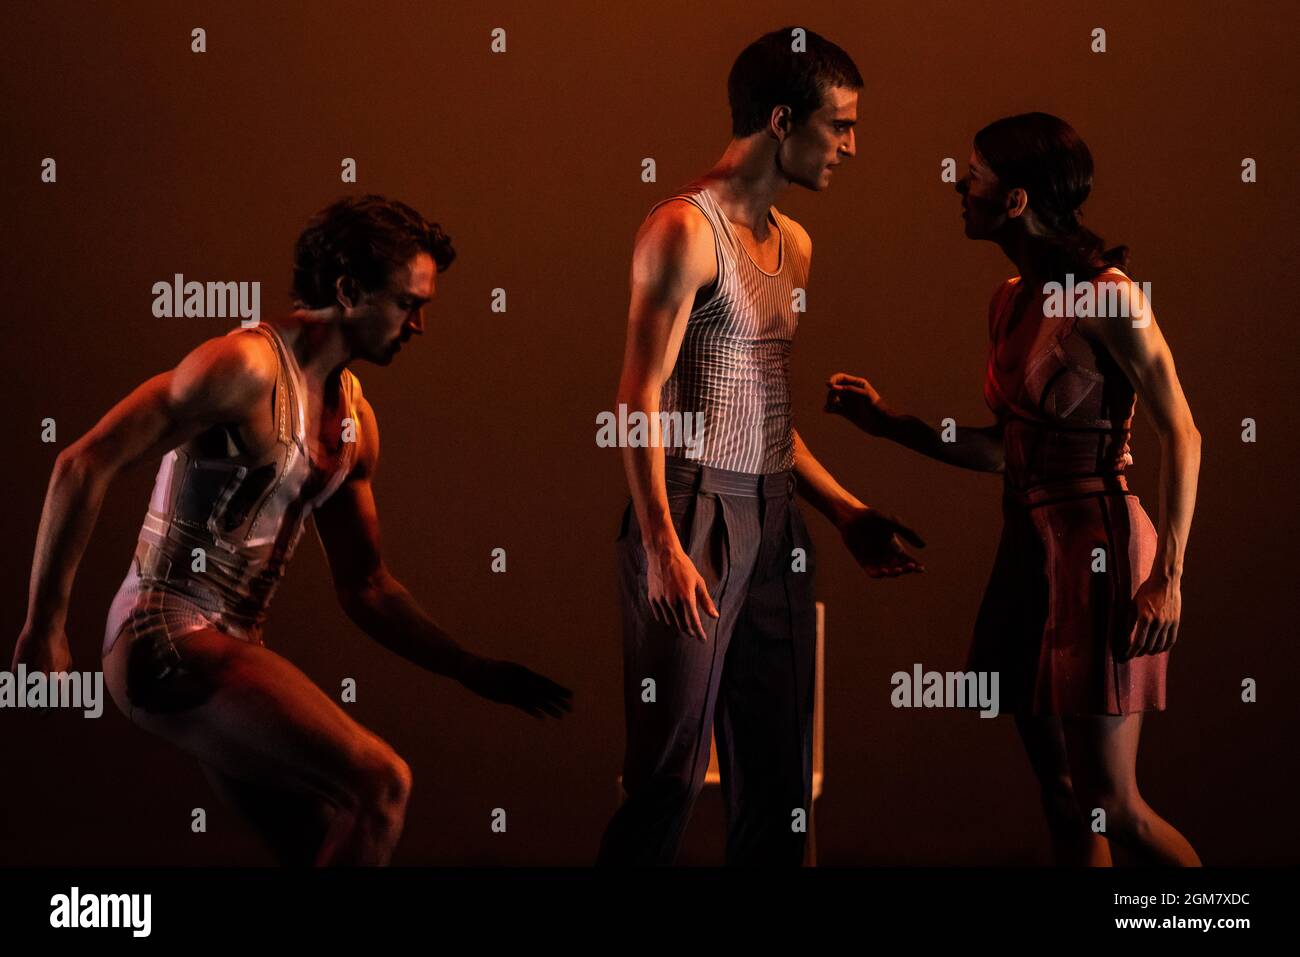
[291,195,455,308]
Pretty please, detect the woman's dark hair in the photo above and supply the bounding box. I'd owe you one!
[728,27,863,137]
[974,112,1128,278]
[292,194,455,308]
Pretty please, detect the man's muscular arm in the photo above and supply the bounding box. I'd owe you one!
[313,390,572,719]
[15,335,276,671]
[790,428,865,528]
[616,201,720,641]
[312,393,466,677]
[792,429,925,578]
[782,219,925,578]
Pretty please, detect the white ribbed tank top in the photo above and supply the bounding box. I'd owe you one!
[649,183,810,474]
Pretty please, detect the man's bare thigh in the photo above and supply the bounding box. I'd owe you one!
[103,626,402,809]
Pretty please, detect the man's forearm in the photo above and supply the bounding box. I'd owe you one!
[791,430,865,528]
[340,571,471,680]
[25,451,111,634]
[618,389,679,554]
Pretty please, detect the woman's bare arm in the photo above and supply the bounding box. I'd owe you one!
[825,372,1005,473]
[1085,276,1201,659]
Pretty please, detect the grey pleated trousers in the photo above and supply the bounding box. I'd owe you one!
[598,457,818,866]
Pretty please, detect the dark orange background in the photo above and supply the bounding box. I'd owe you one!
[3,0,1297,864]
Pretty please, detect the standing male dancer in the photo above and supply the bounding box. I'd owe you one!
[598,29,924,866]
[13,195,572,865]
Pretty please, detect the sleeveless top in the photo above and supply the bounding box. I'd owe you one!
[650,184,811,474]
[113,322,361,643]
[983,270,1136,491]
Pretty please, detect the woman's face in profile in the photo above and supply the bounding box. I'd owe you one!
[956,147,1009,240]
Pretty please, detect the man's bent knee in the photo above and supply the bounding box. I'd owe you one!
[345,746,412,826]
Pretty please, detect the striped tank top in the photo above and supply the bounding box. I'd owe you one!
[650,183,810,474]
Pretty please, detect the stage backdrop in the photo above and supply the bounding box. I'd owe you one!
[3,0,1296,864]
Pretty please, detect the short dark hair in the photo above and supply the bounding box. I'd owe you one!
[291,195,455,308]
[974,113,1128,279]
[728,27,863,137]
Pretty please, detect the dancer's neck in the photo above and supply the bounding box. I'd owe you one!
[269,313,352,385]
[700,138,789,234]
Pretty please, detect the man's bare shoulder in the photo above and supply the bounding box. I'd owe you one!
[345,366,365,400]
[638,196,712,247]
[170,328,277,413]
[632,197,716,288]
[351,387,380,478]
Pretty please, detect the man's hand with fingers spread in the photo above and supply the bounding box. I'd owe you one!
[457,654,574,719]
[837,506,926,578]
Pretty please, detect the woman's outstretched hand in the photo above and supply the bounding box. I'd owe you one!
[825,372,892,435]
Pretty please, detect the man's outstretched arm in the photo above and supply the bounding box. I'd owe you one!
[312,390,572,719]
[791,428,926,578]
[15,335,275,672]
[780,220,923,578]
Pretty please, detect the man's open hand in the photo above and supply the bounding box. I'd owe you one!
[839,507,926,578]
[459,656,574,719]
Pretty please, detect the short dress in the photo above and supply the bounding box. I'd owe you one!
[967,271,1166,716]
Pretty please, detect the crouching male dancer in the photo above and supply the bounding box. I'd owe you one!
[14,195,572,865]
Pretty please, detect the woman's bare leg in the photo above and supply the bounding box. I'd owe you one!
[104,627,413,865]
[1014,715,1111,866]
[1062,712,1201,866]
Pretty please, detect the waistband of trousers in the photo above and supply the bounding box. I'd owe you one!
[1005,472,1130,509]
[664,456,795,498]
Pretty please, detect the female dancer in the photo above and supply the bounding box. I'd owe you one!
[827,113,1201,865]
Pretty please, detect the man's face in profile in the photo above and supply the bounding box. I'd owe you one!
[781,85,858,191]
[352,252,435,365]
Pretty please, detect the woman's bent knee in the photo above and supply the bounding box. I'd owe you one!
[1075,789,1149,838]
[1037,773,1083,823]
